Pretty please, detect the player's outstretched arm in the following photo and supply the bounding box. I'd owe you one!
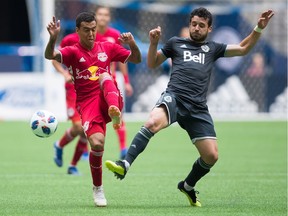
[44,16,61,62]
[147,26,166,69]
[119,32,141,64]
[225,10,274,57]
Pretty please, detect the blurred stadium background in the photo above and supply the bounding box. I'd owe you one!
[0,0,287,121]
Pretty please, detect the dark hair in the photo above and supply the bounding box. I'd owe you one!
[189,7,213,27]
[75,12,96,28]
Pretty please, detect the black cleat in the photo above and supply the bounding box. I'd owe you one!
[178,181,201,207]
[105,160,127,180]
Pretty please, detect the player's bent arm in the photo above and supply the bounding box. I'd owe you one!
[224,30,261,57]
[127,42,141,64]
[147,43,166,69]
[225,9,274,57]
[44,37,61,62]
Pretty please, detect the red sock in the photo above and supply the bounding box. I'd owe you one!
[116,121,127,151]
[59,128,75,148]
[70,137,88,166]
[101,78,119,108]
[89,149,103,187]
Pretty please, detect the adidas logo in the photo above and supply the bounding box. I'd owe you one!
[79,57,86,62]
[180,44,187,48]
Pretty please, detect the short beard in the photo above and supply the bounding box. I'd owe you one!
[190,32,207,43]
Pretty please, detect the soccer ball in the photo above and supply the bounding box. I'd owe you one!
[30,110,58,138]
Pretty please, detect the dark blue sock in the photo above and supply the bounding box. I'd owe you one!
[125,126,154,165]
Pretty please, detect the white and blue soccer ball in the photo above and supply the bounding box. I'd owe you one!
[30,110,58,138]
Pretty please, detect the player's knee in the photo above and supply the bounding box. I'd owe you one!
[144,117,161,133]
[206,151,218,165]
[88,135,105,151]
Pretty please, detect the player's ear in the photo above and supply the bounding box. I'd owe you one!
[208,25,212,33]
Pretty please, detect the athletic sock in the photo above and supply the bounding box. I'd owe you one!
[101,78,119,108]
[89,150,103,187]
[185,157,213,187]
[59,128,75,148]
[70,137,88,166]
[124,126,154,166]
[116,121,127,151]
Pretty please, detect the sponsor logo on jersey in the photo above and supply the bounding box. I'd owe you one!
[183,51,205,64]
[75,66,108,81]
[98,52,108,62]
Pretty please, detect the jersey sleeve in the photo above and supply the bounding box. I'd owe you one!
[110,43,131,63]
[59,46,74,67]
[212,41,227,60]
[160,37,176,58]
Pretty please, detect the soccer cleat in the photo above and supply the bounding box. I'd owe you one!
[67,166,80,175]
[105,160,127,180]
[120,148,127,160]
[53,141,63,167]
[177,181,202,207]
[81,151,89,161]
[92,185,107,207]
[108,105,121,130]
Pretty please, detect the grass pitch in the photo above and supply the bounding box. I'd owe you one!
[0,120,286,216]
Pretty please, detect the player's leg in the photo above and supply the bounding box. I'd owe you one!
[105,91,177,179]
[177,110,218,207]
[116,120,127,159]
[178,139,218,207]
[54,85,79,167]
[99,72,121,129]
[68,129,88,175]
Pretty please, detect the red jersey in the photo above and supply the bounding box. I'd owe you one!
[60,41,130,101]
[96,27,121,45]
[60,33,79,48]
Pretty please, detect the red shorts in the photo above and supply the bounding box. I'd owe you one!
[77,89,123,138]
[65,82,81,122]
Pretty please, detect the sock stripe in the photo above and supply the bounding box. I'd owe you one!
[198,157,213,170]
[139,126,154,140]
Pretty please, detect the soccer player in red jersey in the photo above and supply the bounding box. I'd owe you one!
[51,6,133,175]
[45,12,141,207]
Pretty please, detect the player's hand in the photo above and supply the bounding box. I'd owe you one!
[118,32,135,45]
[47,16,61,39]
[257,10,274,29]
[64,72,73,83]
[124,83,133,97]
[149,26,161,44]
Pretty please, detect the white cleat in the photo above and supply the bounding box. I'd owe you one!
[93,185,107,207]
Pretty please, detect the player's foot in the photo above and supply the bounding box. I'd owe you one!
[105,160,127,180]
[108,105,121,130]
[177,181,201,207]
[53,141,63,167]
[92,185,107,207]
[120,148,127,160]
[81,151,89,161]
[67,166,80,175]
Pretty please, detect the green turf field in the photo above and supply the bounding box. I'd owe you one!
[0,120,286,216]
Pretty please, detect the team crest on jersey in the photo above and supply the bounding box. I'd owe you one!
[98,52,108,62]
[201,45,210,52]
[164,96,172,103]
